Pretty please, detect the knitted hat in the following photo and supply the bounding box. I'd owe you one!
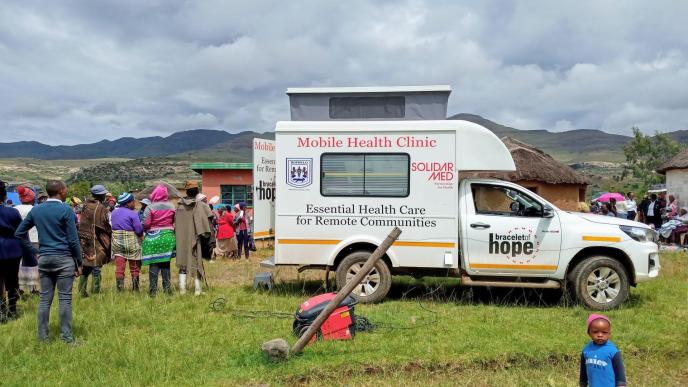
[117,192,134,205]
[587,314,611,330]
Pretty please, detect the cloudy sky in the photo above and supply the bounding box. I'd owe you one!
[1,1,687,145]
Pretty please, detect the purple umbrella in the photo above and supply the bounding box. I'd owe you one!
[596,192,625,203]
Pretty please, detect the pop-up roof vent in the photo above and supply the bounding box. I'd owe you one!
[286,85,451,121]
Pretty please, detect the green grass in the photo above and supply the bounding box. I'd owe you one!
[1,251,686,386]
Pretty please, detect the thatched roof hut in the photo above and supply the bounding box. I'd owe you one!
[463,137,588,184]
[656,148,688,174]
[462,137,588,211]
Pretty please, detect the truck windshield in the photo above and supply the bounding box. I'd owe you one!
[472,184,543,217]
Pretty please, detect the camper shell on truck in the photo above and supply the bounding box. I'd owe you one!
[266,86,660,310]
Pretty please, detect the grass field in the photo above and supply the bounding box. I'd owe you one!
[1,250,686,386]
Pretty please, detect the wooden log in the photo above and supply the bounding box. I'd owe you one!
[291,227,402,355]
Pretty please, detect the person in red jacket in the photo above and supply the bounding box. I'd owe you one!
[214,205,238,259]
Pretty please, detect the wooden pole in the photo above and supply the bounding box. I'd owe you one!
[291,227,402,355]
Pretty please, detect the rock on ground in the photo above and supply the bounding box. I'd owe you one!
[261,338,289,362]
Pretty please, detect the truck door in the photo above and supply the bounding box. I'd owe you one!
[463,182,561,275]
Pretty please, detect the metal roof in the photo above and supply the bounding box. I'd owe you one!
[286,85,451,94]
[190,163,253,173]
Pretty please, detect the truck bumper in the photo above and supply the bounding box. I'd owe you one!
[630,243,660,283]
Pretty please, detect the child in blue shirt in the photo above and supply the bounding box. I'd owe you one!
[580,314,627,387]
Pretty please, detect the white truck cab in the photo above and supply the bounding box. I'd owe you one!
[266,86,660,310]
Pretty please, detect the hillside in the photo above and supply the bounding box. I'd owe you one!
[2,117,685,163]
[0,129,240,159]
[449,114,632,162]
[450,113,688,162]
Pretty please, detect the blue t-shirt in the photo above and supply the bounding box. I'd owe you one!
[580,340,626,386]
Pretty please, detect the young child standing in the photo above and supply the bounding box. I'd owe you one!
[580,314,627,387]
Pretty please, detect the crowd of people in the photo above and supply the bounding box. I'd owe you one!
[0,179,254,342]
[590,191,688,245]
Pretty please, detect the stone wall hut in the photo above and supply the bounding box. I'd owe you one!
[656,148,688,208]
[461,137,588,211]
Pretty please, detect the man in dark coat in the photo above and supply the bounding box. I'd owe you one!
[640,193,662,229]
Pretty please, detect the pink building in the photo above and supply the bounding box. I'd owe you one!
[190,163,254,207]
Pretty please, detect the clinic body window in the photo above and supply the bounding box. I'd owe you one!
[320,153,409,197]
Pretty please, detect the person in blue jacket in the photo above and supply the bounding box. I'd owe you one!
[0,180,26,322]
[580,314,627,387]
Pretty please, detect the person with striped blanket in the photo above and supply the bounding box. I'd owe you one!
[110,193,144,292]
[141,184,176,296]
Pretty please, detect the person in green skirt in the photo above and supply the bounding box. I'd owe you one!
[141,184,176,296]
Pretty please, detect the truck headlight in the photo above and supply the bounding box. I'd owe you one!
[620,226,657,242]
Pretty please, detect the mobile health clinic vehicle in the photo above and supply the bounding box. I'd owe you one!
[264,85,660,310]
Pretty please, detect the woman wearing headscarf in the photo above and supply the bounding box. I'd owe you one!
[111,192,144,292]
[78,185,112,297]
[15,185,39,295]
[0,181,25,322]
[214,205,237,259]
[141,184,176,296]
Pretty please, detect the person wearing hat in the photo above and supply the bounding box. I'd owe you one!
[175,180,214,295]
[70,196,82,226]
[14,185,39,295]
[110,193,144,292]
[580,314,626,387]
[77,185,112,297]
[138,198,151,222]
[36,190,48,204]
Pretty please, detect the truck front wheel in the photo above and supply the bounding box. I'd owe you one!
[570,256,630,310]
[335,251,392,303]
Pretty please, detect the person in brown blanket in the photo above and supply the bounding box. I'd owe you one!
[78,185,112,297]
[175,181,214,296]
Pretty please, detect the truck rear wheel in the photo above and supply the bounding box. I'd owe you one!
[335,251,392,304]
[571,256,630,310]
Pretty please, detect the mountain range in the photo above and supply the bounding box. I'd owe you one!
[1,115,686,163]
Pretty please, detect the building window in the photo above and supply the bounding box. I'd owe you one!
[220,185,253,207]
[321,153,409,197]
[329,96,405,119]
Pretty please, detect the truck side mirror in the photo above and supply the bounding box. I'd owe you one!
[543,206,554,218]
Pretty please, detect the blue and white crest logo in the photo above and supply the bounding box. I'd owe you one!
[286,158,313,188]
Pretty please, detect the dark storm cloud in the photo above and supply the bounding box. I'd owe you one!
[1,0,687,145]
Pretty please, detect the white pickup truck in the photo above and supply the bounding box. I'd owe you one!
[266,86,660,310]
